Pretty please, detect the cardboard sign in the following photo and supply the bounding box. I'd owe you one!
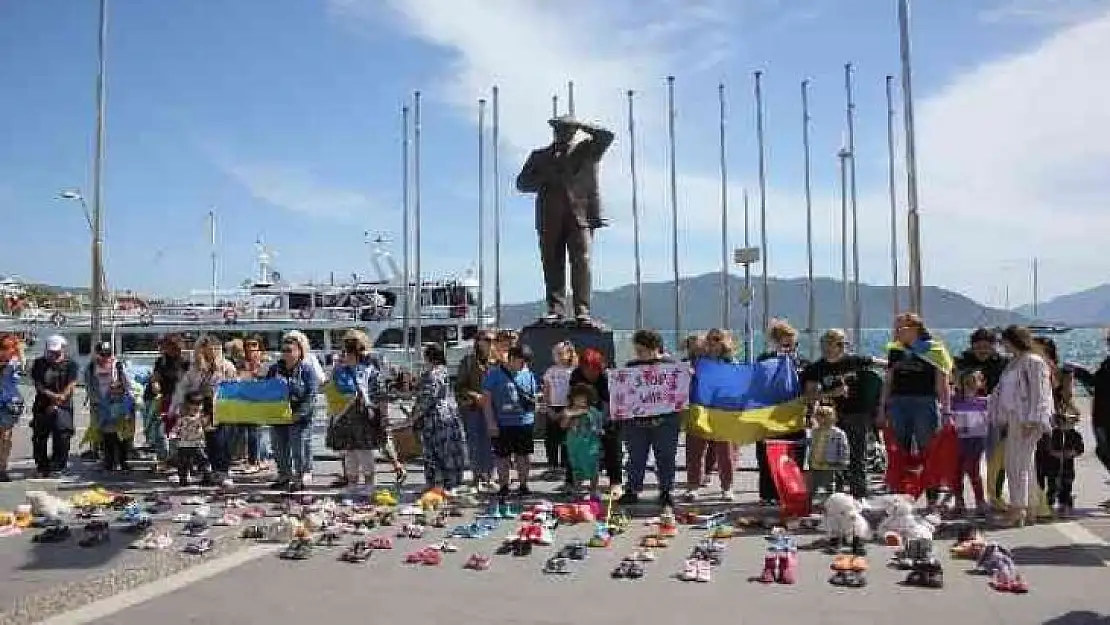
[609,363,691,420]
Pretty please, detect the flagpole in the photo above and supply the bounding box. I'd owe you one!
[90,0,108,344]
[413,91,423,363]
[718,82,730,330]
[743,189,753,363]
[801,79,816,358]
[754,70,770,343]
[885,75,900,317]
[477,98,487,329]
[401,105,412,367]
[898,0,924,314]
[666,75,681,342]
[208,209,217,308]
[838,146,851,337]
[492,85,503,327]
[627,89,644,329]
[845,63,862,346]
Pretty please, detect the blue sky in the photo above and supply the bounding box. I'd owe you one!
[2,0,1109,310]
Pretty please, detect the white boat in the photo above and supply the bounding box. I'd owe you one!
[5,241,488,373]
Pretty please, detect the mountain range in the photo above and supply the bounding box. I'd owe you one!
[1016,284,1110,327]
[498,273,1030,331]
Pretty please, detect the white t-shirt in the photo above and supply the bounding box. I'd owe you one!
[306,352,327,383]
[544,365,573,408]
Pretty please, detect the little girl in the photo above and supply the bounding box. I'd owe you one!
[543,341,576,488]
[562,383,605,494]
[949,370,989,516]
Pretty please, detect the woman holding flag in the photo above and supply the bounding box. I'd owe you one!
[171,334,238,487]
[266,331,320,490]
[879,312,953,509]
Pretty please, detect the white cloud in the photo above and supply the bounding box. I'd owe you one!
[217,158,379,221]
[915,8,1110,305]
[980,0,1110,25]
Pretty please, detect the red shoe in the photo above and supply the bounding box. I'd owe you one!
[989,571,1013,592]
[421,548,442,566]
[758,555,778,584]
[1009,575,1029,594]
[777,553,797,584]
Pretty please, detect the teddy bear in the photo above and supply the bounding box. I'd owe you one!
[822,493,869,555]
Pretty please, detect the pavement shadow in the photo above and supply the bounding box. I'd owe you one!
[1011,544,1110,568]
[1043,611,1110,625]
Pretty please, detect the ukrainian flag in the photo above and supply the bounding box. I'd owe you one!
[685,356,806,444]
[324,381,354,415]
[886,336,954,374]
[214,378,293,425]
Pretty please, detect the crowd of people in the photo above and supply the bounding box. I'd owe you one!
[0,316,1105,526]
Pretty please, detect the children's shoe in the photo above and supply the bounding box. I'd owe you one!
[183,537,214,555]
[777,553,798,584]
[679,559,699,581]
[463,553,491,570]
[341,541,372,562]
[543,556,571,575]
[695,560,712,583]
[758,555,778,583]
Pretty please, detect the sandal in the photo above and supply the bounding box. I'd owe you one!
[464,554,491,570]
[543,556,571,574]
[341,541,372,562]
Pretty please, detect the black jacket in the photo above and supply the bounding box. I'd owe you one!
[1074,357,1110,430]
[954,350,1009,393]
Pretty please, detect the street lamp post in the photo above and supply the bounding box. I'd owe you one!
[59,189,106,328]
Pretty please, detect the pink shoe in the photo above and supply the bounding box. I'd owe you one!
[777,553,797,584]
[758,555,778,584]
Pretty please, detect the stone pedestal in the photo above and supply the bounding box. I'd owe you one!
[519,320,616,380]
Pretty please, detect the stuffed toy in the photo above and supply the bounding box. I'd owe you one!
[25,490,71,520]
[822,493,869,555]
[950,527,987,560]
[975,543,1029,593]
[875,494,935,548]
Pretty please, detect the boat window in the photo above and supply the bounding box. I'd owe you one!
[121,333,160,353]
[76,333,91,356]
[305,330,327,350]
[287,292,313,310]
[374,328,404,348]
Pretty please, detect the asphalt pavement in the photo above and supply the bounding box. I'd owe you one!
[0,393,1108,625]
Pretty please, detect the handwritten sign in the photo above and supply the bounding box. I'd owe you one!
[609,363,691,420]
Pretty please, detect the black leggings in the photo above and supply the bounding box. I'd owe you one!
[600,425,623,485]
[101,432,130,470]
[543,410,567,469]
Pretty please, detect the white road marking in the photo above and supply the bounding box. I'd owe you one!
[32,544,281,625]
[1053,521,1110,566]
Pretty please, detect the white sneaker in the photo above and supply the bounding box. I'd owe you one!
[720,490,735,502]
[301,473,313,487]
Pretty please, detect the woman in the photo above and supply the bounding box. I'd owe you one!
[685,329,738,501]
[83,342,136,472]
[327,330,388,489]
[680,334,715,483]
[880,312,952,507]
[414,343,468,489]
[236,335,271,474]
[569,347,618,489]
[145,334,188,471]
[0,334,25,482]
[1072,329,1110,486]
[989,325,1054,526]
[493,329,519,364]
[801,329,882,499]
[542,341,577,488]
[755,320,808,505]
[619,329,680,510]
[454,330,497,490]
[172,334,238,487]
[265,331,320,490]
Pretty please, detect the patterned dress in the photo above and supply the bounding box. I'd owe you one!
[415,365,468,488]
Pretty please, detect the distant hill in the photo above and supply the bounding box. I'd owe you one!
[498,273,1028,331]
[1015,284,1110,327]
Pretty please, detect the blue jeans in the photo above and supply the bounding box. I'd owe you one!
[272,423,312,480]
[622,414,681,495]
[889,395,940,455]
[460,408,493,478]
[205,425,233,475]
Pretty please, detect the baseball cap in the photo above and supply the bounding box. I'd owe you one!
[45,335,66,352]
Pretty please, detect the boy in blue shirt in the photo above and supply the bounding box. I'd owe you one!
[483,344,539,497]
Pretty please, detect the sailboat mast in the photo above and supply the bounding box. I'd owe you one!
[1032,258,1039,319]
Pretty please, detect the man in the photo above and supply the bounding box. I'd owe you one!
[516,115,614,323]
[30,335,80,477]
[954,328,1008,394]
[482,344,539,497]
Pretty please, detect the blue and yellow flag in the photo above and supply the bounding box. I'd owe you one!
[886,336,954,375]
[214,378,293,425]
[685,356,806,444]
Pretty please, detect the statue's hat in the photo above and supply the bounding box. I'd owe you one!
[547,114,578,128]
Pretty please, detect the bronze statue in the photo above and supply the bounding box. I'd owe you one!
[516,115,614,324]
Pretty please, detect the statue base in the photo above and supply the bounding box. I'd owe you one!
[519,318,615,379]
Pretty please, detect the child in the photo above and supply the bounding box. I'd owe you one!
[1036,413,1084,517]
[807,404,849,506]
[949,370,989,516]
[99,378,136,472]
[562,383,605,494]
[542,341,576,488]
[169,391,211,486]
